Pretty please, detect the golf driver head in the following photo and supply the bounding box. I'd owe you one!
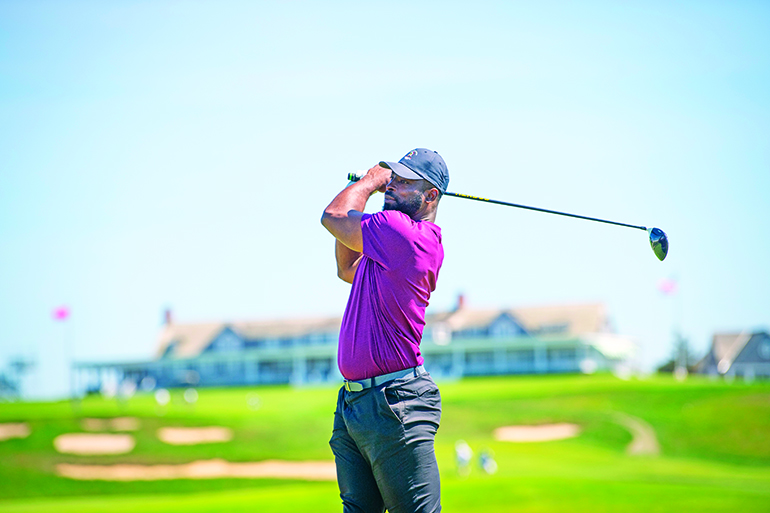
[647,227,668,261]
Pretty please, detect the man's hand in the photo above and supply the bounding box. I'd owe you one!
[366,165,392,194]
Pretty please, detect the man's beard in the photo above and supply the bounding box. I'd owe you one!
[383,193,423,218]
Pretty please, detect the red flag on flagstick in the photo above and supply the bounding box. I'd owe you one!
[52,306,71,321]
[657,278,678,295]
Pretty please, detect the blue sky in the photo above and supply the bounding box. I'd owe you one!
[1,1,768,398]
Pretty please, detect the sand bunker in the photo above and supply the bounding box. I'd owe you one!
[81,417,140,432]
[157,426,233,445]
[494,423,581,442]
[54,433,135,455]
[0,422,30,441]
[57,459,336,481]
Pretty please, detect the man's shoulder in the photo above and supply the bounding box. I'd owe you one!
[365,211,441,246]
[368,210,412,224]
[364,210,415,233]
[369,210,441,230]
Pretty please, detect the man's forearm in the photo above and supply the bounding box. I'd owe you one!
[321,166,390,252]
[324,175,381,218]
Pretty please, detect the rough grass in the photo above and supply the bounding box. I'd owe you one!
[0,373,769,512]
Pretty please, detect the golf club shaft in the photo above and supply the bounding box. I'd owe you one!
[444,192,648,232]
[346,172,648,232]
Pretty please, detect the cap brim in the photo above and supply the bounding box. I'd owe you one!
[379,161,424,181]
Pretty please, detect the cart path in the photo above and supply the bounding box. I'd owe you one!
[611,412,660,456]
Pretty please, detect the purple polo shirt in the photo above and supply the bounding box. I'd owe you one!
[338,210,444,380]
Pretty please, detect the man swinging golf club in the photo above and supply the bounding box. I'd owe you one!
[321,148,449,513]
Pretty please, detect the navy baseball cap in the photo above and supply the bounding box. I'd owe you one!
[380,148,449,193]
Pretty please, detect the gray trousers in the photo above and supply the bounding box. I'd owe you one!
[329,373,442,513]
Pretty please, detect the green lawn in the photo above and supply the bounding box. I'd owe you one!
[1,373,769,512]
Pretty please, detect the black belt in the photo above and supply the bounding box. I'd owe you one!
[343,365,426,392]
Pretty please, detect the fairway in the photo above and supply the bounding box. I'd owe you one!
[1,374,769,512]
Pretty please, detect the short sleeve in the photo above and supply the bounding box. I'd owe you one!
[361,211,415,270]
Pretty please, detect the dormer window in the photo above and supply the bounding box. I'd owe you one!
[489,314,527,338]
[209,330,243,353]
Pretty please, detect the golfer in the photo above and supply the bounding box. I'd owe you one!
[321,148,449,513]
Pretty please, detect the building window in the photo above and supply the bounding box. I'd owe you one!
[245,339,265,349]
[465,351,494,365]
[507,349,535,363]
[304,334,318,345]
[257,360,292,384]
[456,328,485,339]
[548,348,576,361]
[535,323,569,335]
[307,358,332,372]
[423,354,454,375]
[258,360,292,375]
[306,358,333,381]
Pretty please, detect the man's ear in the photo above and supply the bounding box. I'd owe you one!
[425,188,439,203]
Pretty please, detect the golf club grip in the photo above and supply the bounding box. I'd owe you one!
[444,192,648,231]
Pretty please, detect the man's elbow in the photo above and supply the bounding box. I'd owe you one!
[337,266,354,284]
[321,209,342,232]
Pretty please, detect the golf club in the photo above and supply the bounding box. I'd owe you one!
[347,172,669,261]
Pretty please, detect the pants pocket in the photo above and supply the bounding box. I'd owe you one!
[383,387,405,423]
[386,377,442,434]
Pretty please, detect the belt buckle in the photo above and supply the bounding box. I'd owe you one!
[344,381,364,392]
